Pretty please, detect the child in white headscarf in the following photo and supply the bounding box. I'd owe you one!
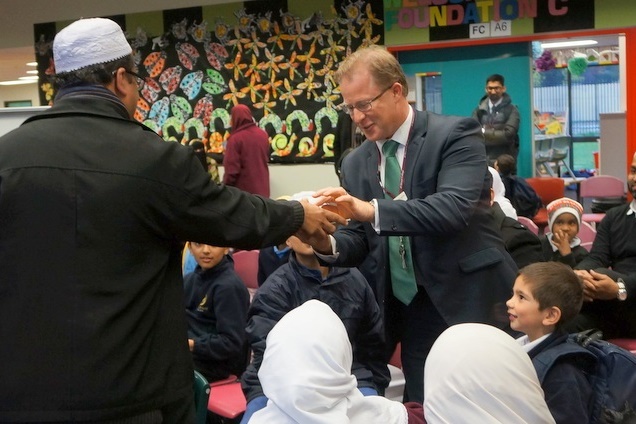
[424,323,556,424]
[249,300,421,424]
[251,305,555,424]
[489,166,518,219]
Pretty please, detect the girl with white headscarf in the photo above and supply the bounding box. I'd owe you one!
[489,166,518,219]
[249,299,411,424]
[424,323,556,424]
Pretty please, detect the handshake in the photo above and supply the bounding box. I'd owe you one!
[290,187,375,253]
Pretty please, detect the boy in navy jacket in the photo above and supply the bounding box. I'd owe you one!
[507,262,594,423]
[184,242,250,382]
[240,234,389,423]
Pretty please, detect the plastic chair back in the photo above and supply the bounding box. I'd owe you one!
[525,177,565,231]
[193,371,211,424]
[517,216,540,235]
[580,175,625,199]
[232,250,259,290]
[578,220,597,245]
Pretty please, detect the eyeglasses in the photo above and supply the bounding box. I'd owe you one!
[112,69,146,90]
[124,69,147,90]
[339,84,394,115]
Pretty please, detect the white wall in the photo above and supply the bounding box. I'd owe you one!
[217,164,340,199]
[0,83,40,108]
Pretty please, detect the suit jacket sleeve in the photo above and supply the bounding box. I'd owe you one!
[376,115,488,236]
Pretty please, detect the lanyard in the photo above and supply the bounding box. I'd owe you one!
[378,110,416,199]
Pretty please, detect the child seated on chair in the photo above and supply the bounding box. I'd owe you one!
[507,262,594,423]
[184,242,250,383]
[540,198,588,267]
[495,154,542,218]
[257,195,292,286]
[240,234,390,423]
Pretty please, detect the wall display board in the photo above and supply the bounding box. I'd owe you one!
[33,0,384,164]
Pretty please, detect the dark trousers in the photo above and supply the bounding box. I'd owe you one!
[385,288,448,404]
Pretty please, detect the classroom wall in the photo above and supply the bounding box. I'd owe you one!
[0,106,340,199]
[0,83,40,109]
[398,42,533,177]
[218,164,340,199]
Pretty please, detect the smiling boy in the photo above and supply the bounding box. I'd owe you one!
[507,262,593,423]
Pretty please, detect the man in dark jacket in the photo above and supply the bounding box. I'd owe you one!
[472,74,520,163]
[571,151,636,339]
[0,18,343,423]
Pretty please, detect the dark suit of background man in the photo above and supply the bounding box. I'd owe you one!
[314,45,517,404]
[0,18,343,423]
[472,73,520,164]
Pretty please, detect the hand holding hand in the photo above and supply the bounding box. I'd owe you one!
[587,269,620,300]
[574,270,595,302]
[313,187,375,222]
[295,199,347,253]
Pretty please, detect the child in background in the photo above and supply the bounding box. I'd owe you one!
[540,198,588,267]
[257,195,292,286]
[256,242,290,286]
[488,167,544,269]
[507,262,594,423]
[495,154,542,218]
[184,242,250,383]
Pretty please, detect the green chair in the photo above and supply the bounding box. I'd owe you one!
[194,370,211,424]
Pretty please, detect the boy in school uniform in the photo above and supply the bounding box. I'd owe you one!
[240,233,390,423]
[540,198,589,267]
[184,242,250,383]
[507,262,594,423]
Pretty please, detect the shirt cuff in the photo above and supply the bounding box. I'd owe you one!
[370,199,381,233]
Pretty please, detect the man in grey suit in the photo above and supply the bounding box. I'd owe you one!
[314,45,517,404]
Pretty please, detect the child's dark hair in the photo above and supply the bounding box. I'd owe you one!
[496,154,517,176]
[518,262,583,327]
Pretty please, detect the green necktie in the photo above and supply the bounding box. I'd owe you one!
[382,140,418,305]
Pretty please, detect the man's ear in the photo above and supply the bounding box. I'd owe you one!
[111,67,134,97]
[542,306,561,327]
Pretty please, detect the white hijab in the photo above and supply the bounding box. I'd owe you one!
[424,323,556,424]
[489,166,518,219]
[249,300,408,424]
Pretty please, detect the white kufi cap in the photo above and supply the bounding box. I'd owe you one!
[53,18,132,74]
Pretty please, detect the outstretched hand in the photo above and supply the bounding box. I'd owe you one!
[313,187,375,223]
[295,199,347,253]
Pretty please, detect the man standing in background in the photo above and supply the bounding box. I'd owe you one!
[472,74,520,165]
